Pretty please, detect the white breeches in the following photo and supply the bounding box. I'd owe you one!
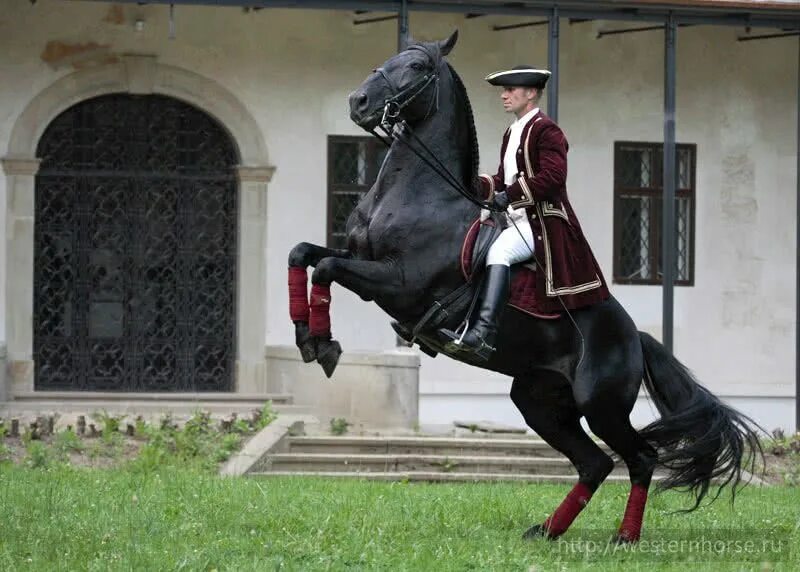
[486,218,535,266]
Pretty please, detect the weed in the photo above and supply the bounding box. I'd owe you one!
[253,401,278,431]
[330,417,350,436]
[25,441,51,469]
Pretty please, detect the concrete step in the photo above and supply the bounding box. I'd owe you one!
[251,471,653,484]
[264,453,629,476]
[287,436,612,458]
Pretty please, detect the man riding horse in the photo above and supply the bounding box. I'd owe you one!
[288,32,762,543]
[440,65,608,361]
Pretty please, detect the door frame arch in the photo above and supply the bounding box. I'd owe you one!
[1,55,275,395]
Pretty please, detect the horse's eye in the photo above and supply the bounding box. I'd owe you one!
[410,62,424,71]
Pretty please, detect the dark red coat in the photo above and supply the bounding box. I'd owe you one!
[479,111,609,313]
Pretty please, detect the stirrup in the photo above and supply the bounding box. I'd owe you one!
[440,330,495,362]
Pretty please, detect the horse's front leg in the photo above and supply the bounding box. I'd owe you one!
[290,248,400,377]
[288,243,351,370]
[311,256,402,377]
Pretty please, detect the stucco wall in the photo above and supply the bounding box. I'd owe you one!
[0,1,796,430]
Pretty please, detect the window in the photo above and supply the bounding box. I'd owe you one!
[327,136,387,249]
[613,141,696,286]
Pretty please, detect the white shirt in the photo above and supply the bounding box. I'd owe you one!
[502,107,538,221]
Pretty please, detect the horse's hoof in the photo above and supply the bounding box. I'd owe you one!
[298,337,316,363]
[522,523,561,541]
[522,524,551,541]
[612,531,639,545]
[316,337,342,378]
[294,322,316,363]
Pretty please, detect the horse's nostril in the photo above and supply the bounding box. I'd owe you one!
[348,91,370,114]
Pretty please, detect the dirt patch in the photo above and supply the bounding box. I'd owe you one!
[760,452,800,486]
[2,433,145,468]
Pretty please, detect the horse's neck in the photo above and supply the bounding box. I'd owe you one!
[381,86,474,216]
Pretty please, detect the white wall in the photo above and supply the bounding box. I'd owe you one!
[0,1,796,430]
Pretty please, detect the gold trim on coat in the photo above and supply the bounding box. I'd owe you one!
[536,204,602,297]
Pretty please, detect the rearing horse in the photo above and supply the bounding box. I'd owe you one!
[288,31,762,542]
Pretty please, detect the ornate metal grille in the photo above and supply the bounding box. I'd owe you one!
[34,94,238,391]
[327,136,387,249]
[613,141,696,286]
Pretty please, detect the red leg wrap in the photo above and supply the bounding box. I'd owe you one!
[617,483,648,542]
[543,483,593,538]
[309,284,332,337]
[288,267,310,322]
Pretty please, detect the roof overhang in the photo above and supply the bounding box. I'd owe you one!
[90,0,800,29]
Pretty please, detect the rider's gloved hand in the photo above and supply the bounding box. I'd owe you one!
[491,191,510,211]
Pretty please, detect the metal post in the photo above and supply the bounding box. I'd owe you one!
[547,6,560,122]
[796,36,799,432]
[398,0,409,52]
[662,13,677,352]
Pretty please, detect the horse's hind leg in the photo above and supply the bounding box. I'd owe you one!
[583,403,658,543]
[510,374,615,540]
[575,370,658,543]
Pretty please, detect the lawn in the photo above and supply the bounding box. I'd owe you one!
[0,465,796,571]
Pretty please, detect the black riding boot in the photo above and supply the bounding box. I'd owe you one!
[440,264,510,361]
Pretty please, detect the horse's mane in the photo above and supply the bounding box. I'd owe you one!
[445,62,480,194]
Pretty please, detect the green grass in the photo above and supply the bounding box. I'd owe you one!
[0,466,796,571]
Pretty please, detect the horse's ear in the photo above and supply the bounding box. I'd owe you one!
[438,30,458,57]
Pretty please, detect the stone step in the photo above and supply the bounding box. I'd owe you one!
[263,453,629,476]
[287,435,612,458]
[251,471,651,484]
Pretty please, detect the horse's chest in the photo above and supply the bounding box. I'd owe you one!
[346,199,399,258]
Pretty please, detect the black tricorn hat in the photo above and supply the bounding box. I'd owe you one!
[485,65,551,89]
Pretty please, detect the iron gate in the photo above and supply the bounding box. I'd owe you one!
[34,94,238,391]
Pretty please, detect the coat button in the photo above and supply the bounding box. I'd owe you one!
[537,235,542,240]
[531,214,537,220]
[517,149,522,154]
[519,171,525,176]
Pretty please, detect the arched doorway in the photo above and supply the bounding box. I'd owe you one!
[34,94,238,392]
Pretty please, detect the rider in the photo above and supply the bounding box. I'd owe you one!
[440,65,609,361]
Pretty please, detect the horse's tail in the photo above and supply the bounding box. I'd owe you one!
[638,331,764,511]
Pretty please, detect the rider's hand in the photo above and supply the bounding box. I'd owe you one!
[480,208,491,222]
[491,191,510,211]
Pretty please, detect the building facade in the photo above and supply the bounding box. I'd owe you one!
[0,0,797,431]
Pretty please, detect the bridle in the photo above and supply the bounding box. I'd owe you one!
[366,45,497,213]
[372,44,441,137]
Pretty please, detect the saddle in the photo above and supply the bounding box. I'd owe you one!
[392,216,561,358]
[461,217,561,320]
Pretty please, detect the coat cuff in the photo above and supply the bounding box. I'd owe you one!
[478,174,496,200]
[506,176,535,209]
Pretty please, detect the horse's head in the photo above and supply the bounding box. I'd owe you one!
[349,31,458,130]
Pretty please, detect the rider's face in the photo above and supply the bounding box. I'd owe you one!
[500,86,538,118]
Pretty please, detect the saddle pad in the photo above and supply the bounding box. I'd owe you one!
[461,218,561,320]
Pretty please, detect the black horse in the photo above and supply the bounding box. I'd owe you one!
[288,31,762,542]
